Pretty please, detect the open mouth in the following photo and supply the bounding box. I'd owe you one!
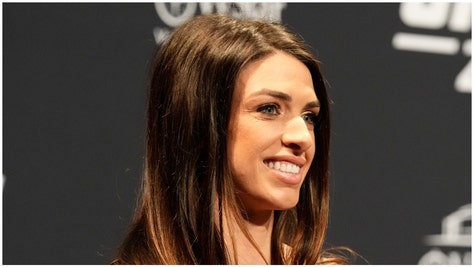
[264,160,301,175]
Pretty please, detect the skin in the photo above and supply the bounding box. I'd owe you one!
[226,50,320,264]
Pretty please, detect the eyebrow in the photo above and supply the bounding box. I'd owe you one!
[250,88,292,101]
[305,101,321,109]
[249,88,321,108]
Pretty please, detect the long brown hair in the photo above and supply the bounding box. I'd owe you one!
[112,14,347,264]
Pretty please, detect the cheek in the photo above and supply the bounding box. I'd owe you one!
[228,120,260,164]
[301,134,316,175]
[308,136,316,163]
[230,117,281,155]
[227,117,278,176]
[310,135,316,157]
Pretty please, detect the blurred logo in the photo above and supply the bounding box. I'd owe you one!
[418,204,471,264]
[392,3,471,93]
[153,2,287,45]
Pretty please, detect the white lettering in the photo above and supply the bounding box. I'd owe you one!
[418,204,472,264]
[400,3,451,30]
[198,2,226,15]
[152,2,286,45]
[456,40,472,93]
[464,251,472,264]
[154,3,197,27]
[418,248,450,264]
[392,32,460,55]
[198,2,286,22]
[153,27,171,45]
[418,248,471,265]
[424,204,471,247]
[455,59,471,93]
[155,2,286,28]
[394,3,471,93]
[449,3,472,33]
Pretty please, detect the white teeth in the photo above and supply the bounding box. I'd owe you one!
[265,161,300,174]
[274,161,280,170]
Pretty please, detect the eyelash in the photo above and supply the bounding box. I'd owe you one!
[302,112,320,126]
[256,103,320,126]
[256,103,280,115]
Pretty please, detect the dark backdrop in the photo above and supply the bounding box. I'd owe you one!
[3,3,471,264]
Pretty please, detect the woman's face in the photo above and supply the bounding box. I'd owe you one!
[228,51,319,214]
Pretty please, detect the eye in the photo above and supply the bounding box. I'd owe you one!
[257,103,280,115]
[302,112,320,126]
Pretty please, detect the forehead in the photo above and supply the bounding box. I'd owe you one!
[235,51,316,100]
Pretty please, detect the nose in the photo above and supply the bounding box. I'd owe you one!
[281,116,314,154]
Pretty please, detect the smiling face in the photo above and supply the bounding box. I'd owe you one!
[227,51,319,214]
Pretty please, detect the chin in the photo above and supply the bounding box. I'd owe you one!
[271,195,300,210]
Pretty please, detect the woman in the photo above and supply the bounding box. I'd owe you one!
[113,14,350,264]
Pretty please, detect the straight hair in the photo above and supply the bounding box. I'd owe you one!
[112,14,348,264]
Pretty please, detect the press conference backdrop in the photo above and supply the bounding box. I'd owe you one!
[3,3,471,264]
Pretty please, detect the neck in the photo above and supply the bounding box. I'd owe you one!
[223,209,274,264]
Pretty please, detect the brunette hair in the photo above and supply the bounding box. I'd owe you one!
[112,14,348,264]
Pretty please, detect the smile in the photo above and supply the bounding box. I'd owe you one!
[264,160,301,174]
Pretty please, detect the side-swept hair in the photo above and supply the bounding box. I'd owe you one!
[112,14,347,264]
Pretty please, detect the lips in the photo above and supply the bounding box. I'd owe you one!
[264,159,305,186]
